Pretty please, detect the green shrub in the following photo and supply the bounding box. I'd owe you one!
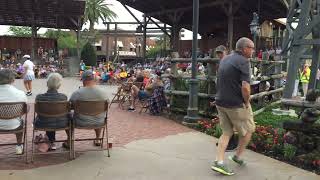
[283,143,297,160]
[81,42,96,66]
[254,105,298,128]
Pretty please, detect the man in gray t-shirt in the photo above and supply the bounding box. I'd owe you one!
[70,70,109,146]
[215,52,250,108]
[211,38,256,176]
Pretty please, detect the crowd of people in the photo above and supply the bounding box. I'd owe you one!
[0,55,63,80]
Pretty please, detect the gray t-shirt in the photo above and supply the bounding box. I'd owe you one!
[215,52,250,108]
[70,86,109,127]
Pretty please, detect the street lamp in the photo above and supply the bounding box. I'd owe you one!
[249,12,260,58]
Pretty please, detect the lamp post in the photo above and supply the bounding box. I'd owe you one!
[249,12,260,58]
[183,0,200,124]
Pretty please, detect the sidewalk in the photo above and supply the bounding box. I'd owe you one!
[0,132,319,180]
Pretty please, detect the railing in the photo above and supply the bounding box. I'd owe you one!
[162,57,286,117]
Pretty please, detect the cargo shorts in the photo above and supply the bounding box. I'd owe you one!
[216,104,255,137]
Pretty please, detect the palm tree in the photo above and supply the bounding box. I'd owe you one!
[84,0,117,32]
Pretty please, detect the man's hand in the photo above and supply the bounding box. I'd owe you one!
[242,81,251,108]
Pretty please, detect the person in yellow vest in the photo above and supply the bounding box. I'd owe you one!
[300,63,311,97]
[119,67,128,80]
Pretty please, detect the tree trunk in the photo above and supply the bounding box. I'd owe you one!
[89,20,94,32]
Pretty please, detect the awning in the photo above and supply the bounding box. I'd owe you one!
[94,40,102,46]
[117,41,124,48]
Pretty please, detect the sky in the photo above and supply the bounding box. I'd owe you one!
[0,0,194,40]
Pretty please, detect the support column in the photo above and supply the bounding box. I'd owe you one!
[76,30,80,62]
[171,25,180,52]
[31,26,37,60]
[106,24,110,62]
[163,24,167,56]
[31,13,36,60]
[283,46,303,98]
[114,23,118,58]
[184,0,200,123]
[227,2,234,50]
[308,25,320,89]
[142,14,147,62]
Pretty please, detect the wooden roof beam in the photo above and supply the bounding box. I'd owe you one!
[145,0,225,16]
[280,0,289,9]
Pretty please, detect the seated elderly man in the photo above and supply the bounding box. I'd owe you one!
[34,73,70,150]
[70,70,109,146]
[0,69,27,154]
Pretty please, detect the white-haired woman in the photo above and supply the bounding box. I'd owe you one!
[34,73,70,150]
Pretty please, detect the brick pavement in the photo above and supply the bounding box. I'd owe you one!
[0,103,193,170]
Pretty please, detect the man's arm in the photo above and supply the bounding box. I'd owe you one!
[241,81,251,108]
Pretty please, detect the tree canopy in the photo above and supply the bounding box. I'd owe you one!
[84,0,117,32]
[8,26,32,37]
[81,42,97,66]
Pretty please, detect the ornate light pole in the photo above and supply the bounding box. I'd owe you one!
[249,12,260,58]
[183,0,200,123]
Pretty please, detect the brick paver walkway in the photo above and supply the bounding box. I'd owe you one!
[0,104,192,170]
[0,79,192,170]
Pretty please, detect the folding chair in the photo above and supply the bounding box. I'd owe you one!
[31,101,72,162]
[0,102,28,163]
[72,100,109,159]
[109,82,132,109]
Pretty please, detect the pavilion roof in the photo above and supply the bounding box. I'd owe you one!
[118,0,287,36]
[0,0,85,30]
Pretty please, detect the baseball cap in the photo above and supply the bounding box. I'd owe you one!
[23,54,31,59]
[81,70,94,81]
[215,45,227,53]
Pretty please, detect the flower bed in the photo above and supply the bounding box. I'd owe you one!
[193,111,320,175]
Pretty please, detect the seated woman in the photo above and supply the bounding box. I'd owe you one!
[0,69,27,154]
[128,75,163,111]
[34,73,70,150]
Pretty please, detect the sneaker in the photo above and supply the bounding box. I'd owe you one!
[128,107,135,112]
[26,92,32,96]
[229,155,246,166]
[15,145,23,155]
[50,143,57,150]
[211,162,235,176]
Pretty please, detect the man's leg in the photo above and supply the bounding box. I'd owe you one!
[229,105,255,165]
[15,132,24,154]
[46,131,56,143]
[211,106,235,176]
[94,128,102,146]
[15,132,23,144]
[129,85,139,109]
[216,134,231,162]
[94,128,102,138]
[235,132,252,158]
